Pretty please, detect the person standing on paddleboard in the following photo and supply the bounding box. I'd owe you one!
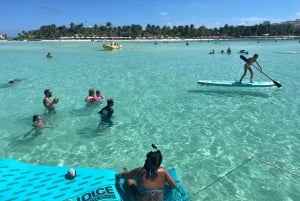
[239,54,263,83]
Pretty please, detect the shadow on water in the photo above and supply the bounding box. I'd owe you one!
[69,105,100,117]
[75,126,104,138]
[76,121,113,138]
[0,83,12,89]
[8,131,42,148]
[187,89,271,98]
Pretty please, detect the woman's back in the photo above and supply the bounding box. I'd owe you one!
[116,145,177,201]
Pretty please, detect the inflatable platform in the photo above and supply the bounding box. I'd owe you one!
[0,159,189,201]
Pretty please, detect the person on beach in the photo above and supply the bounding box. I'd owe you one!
[43,89,59,113]
[98,98,114,129]
[115,144,177,201]
[239,53,263,83]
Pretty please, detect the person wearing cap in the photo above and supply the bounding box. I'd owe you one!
[98,98,114,129]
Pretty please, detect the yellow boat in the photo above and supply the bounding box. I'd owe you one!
[103,42,122,50]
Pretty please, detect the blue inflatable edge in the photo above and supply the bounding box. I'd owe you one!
[0,158,189,201]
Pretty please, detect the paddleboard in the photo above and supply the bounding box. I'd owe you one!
[275,50,299,54]
[197,80,277,87]
[0,158,189,201]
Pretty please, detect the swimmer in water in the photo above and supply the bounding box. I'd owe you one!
[94,90,105,102]
[43,89,59,113]
[85,88,96,103]
[24,115,53,138]
[46,52,53,58]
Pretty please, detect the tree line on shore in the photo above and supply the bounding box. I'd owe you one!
[16,21,300,40]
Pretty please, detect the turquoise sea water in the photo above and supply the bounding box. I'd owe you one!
[0,39,299,201]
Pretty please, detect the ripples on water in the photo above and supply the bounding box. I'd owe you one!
[0,40,299,200]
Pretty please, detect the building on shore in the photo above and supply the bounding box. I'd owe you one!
[272,19,300,29]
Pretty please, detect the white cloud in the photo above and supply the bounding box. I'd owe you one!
[240,17,267,22]
[160,12,168,16]
[295,12,300,17]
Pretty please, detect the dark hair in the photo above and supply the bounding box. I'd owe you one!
[32,115,40,122]
[143,148,163,180]
[44,89,50,95]
[253,54,258,57]
[107,98,114,106]
[88,88,95,96]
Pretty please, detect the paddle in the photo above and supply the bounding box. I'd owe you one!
[240,55,282,88]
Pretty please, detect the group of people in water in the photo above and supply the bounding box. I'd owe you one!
[22,86,175,201]
[209,47,232,54]
[26,88,174,201]
[84,88,114,129]
[23,87,115,138]
[13,49,263,201]
[85,88,105,103]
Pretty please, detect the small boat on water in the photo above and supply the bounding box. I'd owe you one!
[103,42,122,50]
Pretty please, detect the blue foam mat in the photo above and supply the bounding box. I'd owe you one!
[0,159,189,201]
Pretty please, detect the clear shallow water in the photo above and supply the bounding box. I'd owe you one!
[0,40,300,201]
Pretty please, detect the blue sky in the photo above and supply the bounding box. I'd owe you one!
[1,0,300,37]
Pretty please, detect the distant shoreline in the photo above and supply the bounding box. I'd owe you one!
[1,35,299,42]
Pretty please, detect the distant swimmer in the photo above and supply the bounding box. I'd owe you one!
[209,49,215,54]
[8,78,23,84]
[46,52,53,58]
[0,78,25,89]
[227,47,231,54]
